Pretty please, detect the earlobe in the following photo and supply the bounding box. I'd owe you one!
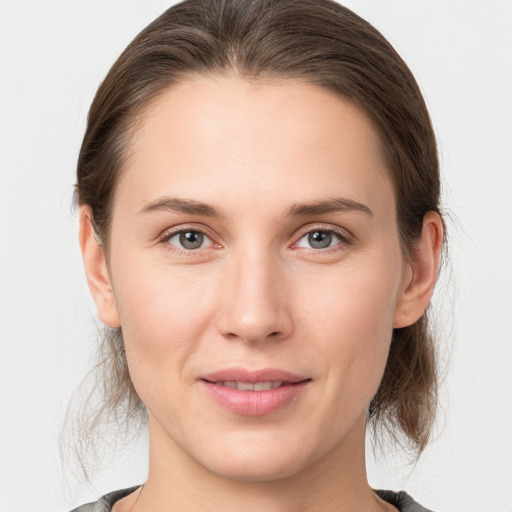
[78,206,121,328]
[393,211,444,328]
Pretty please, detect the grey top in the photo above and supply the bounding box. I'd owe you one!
[70,486,435,512]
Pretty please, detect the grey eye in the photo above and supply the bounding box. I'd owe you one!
[308,231,333,249]
[296,229,343,250]
[168,230,207,250]
[180,231,204,249]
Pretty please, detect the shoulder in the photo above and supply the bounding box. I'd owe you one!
[375,490,436,512]
[68,487,140,512]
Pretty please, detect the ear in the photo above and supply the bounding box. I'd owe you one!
[79,206,121,328]
[393,211,444,328]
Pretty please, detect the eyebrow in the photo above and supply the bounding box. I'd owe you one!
[138,196,373,219]
[287,197,373,217]
[138,197,221,217]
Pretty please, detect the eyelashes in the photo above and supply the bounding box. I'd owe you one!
[158,223,354,256]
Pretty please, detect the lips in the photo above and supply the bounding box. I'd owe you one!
[201,368,308,384]
[200,368,311,416]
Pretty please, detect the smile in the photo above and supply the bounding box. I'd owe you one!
[200,368,311,415]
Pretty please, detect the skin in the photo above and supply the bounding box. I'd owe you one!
[80,76,443,512]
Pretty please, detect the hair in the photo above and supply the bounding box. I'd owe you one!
[72,0,443,470]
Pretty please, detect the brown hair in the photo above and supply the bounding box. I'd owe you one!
[74,0,443,466]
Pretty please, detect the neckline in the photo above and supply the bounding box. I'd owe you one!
[96,486,421,512]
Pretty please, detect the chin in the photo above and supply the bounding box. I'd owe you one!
[191,431,323,483]
[206,453,309,483]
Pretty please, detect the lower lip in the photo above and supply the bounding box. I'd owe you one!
[201,380,310,416]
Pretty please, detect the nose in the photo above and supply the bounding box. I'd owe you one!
[215,249,293,344]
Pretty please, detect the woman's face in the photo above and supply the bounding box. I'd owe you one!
[90,76,419,480]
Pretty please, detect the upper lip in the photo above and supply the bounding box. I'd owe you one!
[200,367,309,384]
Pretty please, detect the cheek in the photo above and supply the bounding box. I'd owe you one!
[111,261,218,394]
[295,260,401,393]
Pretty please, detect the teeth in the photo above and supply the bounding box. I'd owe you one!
[220,381,283,391]
[254,381,281,391]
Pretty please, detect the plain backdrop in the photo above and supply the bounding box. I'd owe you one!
[1,1,511,511]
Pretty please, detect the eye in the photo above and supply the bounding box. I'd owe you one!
[295,229,346,250]
[166,230,211,250]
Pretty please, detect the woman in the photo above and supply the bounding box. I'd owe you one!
[71,0,444,510]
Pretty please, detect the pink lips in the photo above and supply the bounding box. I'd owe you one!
[200,368,311,416]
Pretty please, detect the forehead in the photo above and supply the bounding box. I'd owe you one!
[116,76,394,218]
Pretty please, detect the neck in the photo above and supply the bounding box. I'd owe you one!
[129,414,391,512]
